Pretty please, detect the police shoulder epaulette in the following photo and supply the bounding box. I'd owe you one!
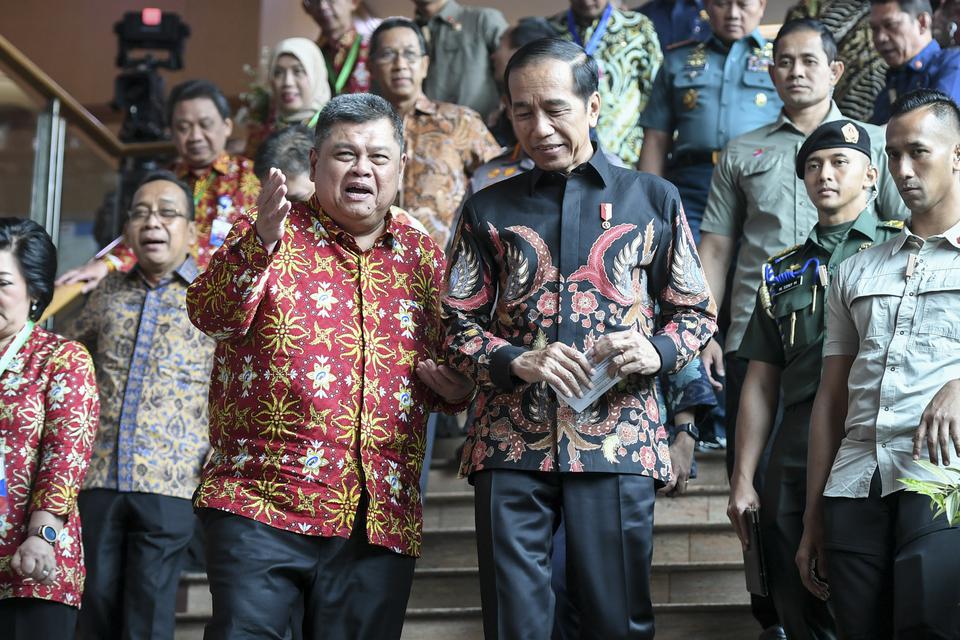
[878,219,905,230]
[667,38,697,51]
[766,243,802,264]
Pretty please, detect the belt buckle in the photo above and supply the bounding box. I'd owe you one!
[711,150,720,165]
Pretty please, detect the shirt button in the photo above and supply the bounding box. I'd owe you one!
[881,443,887,448]
[909,291,915,296]
[884,406,890,411]
[890,366,896,371]
[899,330,905,335]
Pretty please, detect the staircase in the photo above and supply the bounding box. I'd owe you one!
[174,440,756,639]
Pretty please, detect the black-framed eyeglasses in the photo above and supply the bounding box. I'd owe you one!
[127,207,186,223]
[374,48,423,65]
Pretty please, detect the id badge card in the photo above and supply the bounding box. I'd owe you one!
[209,217,232,248]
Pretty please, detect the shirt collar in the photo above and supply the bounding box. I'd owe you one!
[806,207,880,247]
[129,255,198,287]
[891,216,960,254]
[173,153,231,180]
[305,195,397,249]
[419,0,462,25]
[528,141,611,194]
[903,40,941,73]
[771,101,843,135]
[708,28,764,51]
[412,94,438,116]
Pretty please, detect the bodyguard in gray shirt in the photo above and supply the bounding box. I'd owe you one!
[798,89,960,640]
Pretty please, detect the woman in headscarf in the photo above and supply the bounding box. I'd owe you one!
[245,37,331,157]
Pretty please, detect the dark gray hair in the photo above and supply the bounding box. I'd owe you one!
[135,170,196,221]
[313,93,404,151]
[370,17,428,58]
[166,79,231,127]
[504,38,599,104]
[255,124,314,182]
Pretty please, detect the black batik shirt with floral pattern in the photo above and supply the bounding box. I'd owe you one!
[444,148,717,481]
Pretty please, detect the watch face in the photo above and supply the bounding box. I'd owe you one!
[40,526,57,543]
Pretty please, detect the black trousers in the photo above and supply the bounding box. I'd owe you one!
[0,597,78,640]
[78,489,195,640]
[824,470,960,640]
[474,469,656,640]
[760,401,836,639]
[724,353,782,631]
[201,497,416,640]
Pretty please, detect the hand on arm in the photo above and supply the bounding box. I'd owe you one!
[795,354,854,601]
[726,360,781,547]
[416,359,475,404]
[913,378,960,466]
[55,260,110,293]
[696,232,735,389]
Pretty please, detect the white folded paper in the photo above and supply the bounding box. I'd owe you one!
[550,348,623,413]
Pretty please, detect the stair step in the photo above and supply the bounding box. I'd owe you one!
[419,521,741,569]
[175,603,755,640]
[422,485,732,530]
[177,557,748,618]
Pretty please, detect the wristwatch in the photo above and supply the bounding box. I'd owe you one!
[34,525,58,546]
[669,422,700,444]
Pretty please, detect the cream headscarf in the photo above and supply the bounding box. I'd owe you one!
[269,37,331,124]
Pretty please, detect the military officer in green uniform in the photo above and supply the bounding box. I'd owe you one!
[727,119,904,639]
[639,0,782,240]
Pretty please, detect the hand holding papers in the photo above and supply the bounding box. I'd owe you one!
[551,348,623,413]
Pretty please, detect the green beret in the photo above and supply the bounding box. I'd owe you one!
[796,119,872,179]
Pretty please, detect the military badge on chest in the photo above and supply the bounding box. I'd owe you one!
[746,42,773,73]
[683,43,708,79]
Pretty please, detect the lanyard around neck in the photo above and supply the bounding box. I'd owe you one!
[567,2,614,56]
[328,35,363,96]
[0,321,33,376]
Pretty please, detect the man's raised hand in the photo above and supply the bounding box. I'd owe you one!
[255,168,292,252]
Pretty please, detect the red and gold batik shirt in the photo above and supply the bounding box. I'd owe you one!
[0,328,99,607]
[186,199,461,557]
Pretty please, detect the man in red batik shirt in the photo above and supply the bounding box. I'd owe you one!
[186,93,473,640]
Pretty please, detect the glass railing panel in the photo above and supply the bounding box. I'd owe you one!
[0,70,38,219]
[59,125,120,275]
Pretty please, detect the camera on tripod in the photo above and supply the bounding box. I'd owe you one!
[112,8,190,142]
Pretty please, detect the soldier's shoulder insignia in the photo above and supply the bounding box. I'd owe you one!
[766,243,802,264]
[878,219,905,230]
[858,242,874,252]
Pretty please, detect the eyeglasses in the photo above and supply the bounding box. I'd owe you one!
[373,48,424,65]
[127,207,186,223]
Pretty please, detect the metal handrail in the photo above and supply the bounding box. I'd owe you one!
[0,32,174,161]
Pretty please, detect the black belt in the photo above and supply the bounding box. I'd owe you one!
[669,150,720,169]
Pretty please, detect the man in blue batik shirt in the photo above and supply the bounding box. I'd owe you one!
[870,0,960,123]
